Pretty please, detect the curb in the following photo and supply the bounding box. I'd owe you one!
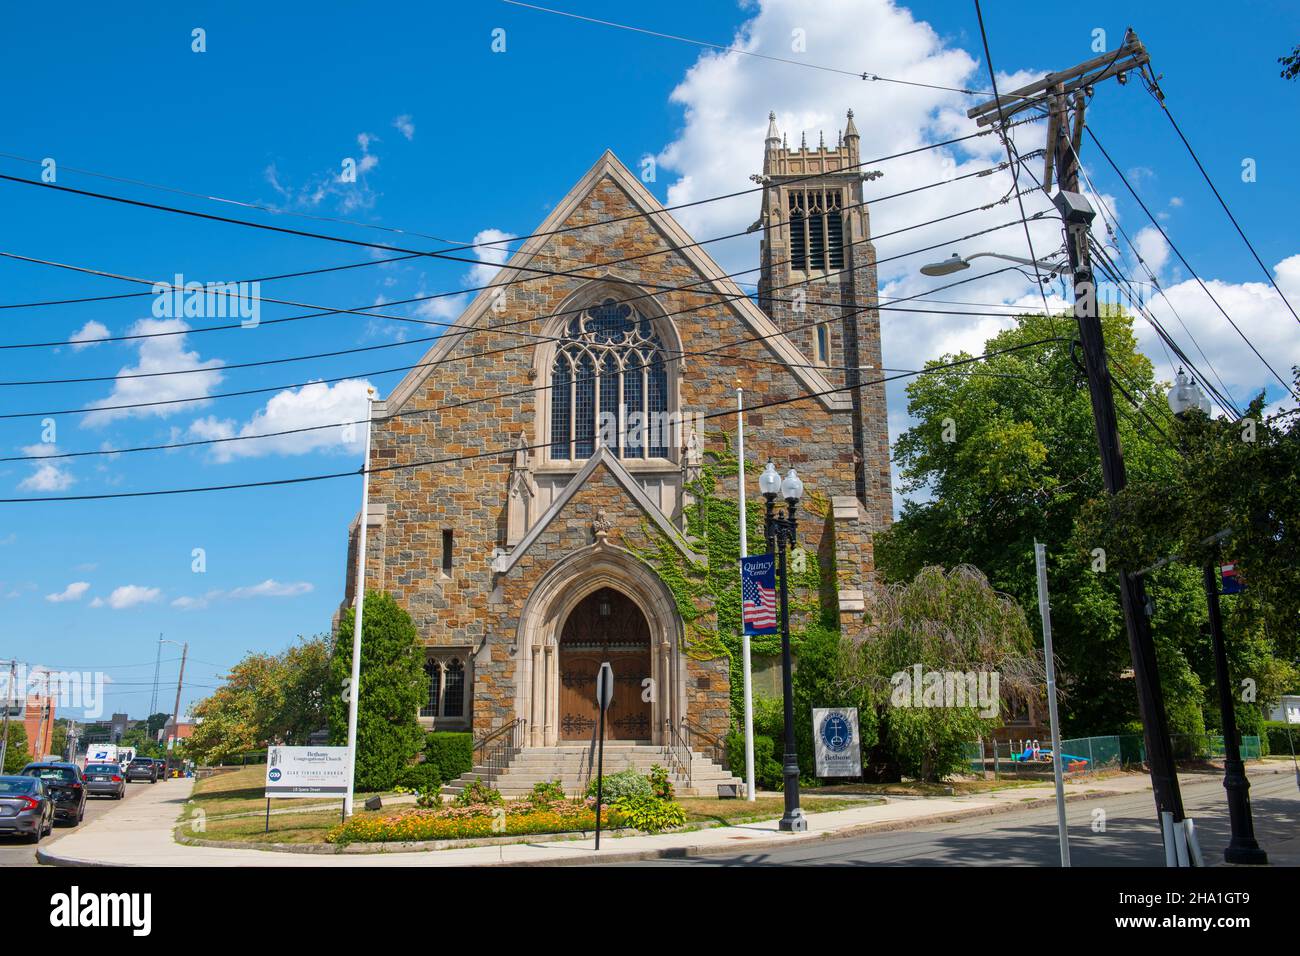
[39,769,1284,867]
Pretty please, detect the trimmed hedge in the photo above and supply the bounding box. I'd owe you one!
[397,761,443,793]
[424,732,474,783]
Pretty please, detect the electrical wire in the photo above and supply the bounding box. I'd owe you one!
[0,336,1062,503]
[1141,81,1300,326]
[1085,125,1297,401]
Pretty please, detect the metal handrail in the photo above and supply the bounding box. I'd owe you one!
[472,717,526,787]
[682,718,727,766]
[662,719,692,790]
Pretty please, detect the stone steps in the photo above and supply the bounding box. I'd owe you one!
[442,745,743,798]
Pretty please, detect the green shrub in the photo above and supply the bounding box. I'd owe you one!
[326,592,427,792]
[611,795,687,833]
[726,730,783,791]
[397,761,443,793]
[1264,722,1298,757]
[452,777,503,807]
[424,732,474,783]
[647,764,675,801]
[529,779,566,804]
[585,767,653,801]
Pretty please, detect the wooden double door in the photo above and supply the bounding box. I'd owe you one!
[558,587,653,742]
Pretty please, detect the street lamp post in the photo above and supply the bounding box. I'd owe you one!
[1167,371,1267,865]
[759,462,807,833]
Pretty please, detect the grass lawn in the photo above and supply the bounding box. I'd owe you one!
[677,795,881,827]
[184,765,346,820]
[181,808,349,844]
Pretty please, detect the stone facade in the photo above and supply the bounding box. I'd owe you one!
[341,116,891,745]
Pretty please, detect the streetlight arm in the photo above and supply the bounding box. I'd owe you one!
[963,251,1066,271]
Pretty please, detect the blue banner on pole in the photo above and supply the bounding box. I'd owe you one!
[740,554,778,635]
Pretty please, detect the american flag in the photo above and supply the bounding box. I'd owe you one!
[741,555,778,634]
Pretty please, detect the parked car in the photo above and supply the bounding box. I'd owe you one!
[82,763,127,799]
[151,758,167,779]
[0,775,55,843]
[125,757,158,784]
[19,763,86,825]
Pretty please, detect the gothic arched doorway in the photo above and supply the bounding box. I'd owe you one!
[557,587,653,741]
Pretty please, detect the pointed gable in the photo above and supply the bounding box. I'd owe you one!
[378,150,848,417]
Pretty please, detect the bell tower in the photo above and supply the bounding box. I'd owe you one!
[756,110,889,513]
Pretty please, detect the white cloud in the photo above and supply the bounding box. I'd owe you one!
[466,228,516,288]
[229,579,314,599]
[188,378,373,462]
[1132,225,1170,275]
[393,114,415,140]
[46,581,90,603]
[171,579,313,610]
[69,320,110,349]
[102,585,161,610]
[18,461,74,492]
[82,318,224,427]
[651,0,1299,481]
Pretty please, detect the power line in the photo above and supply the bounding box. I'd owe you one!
[1089,240,1243,419]
[1140,82,1300,326]
[1061,134,1243,418]
[500,0,996,96]
[0,153,1014,312]
[1085,125,1297,401]
[972,0,1062,342]
[0,336,1061,503]
[0,162,1041,354]
[0,188,1038,381]
[0,215,1043,420]
[0,117,1037,293]
[1,262,1027,465]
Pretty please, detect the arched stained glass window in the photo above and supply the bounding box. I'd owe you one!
[549,299,671,460]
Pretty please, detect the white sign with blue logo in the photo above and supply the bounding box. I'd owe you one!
[265,746,350,798]
[811,708,861,778]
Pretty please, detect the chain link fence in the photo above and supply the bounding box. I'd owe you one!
[966,733,1263,777]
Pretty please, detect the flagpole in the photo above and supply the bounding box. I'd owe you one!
[344,388,375,819]
[737,383,756,801]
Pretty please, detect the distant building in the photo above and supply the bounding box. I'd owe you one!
[1268,694,1300,725]
[22,694,56,759]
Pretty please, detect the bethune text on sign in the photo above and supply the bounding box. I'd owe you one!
[811,707,862,778]
[264,746,349,797]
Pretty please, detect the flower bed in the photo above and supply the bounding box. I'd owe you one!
[325,798,624,845]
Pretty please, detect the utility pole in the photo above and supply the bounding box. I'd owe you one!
[149,633,163,718]
[968,29,1189,852]
[167,642,188,775]
[0,660,16,771]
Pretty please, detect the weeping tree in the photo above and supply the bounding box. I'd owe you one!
[843,565,1041,781]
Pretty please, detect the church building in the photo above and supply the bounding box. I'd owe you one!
[341,112,891,782]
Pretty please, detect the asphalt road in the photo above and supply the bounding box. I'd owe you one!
[0,775,164,867]
[616,773,1300,866]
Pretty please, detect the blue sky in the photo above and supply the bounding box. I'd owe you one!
[1,0,1297,720]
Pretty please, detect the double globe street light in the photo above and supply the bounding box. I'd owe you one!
[1167,370,1267,865]
[758,462,807,832]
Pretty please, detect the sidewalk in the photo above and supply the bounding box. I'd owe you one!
[38,767,1288,867]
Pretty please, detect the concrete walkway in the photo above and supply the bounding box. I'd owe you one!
[38,766,1291,867]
